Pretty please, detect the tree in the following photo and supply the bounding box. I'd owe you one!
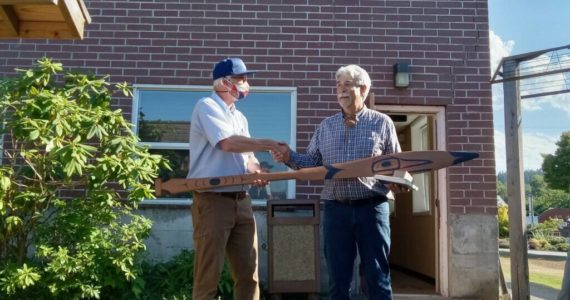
[497,180,508,203]
[542,131,570,191]
[529,174,548,197]
[533,189,570,215]
[497,171,506,183]
[0,58,169,298]
[496,170,543,203]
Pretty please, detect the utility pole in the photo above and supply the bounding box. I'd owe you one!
[502,58,530,300]
[491,44,570,300]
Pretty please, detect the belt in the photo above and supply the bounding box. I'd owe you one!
[336,196,387,206]
[201,191,248,200]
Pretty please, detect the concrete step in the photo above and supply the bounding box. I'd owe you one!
[393,295,450,300]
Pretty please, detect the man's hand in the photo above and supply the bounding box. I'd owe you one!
[387,170,414,193]
[387,183,411,194]
[218,136,287,155]
[251,169,270,187]
[265,140,284,155]
[271,142,291,163]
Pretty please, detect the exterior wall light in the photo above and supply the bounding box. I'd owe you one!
[393,62,410,88]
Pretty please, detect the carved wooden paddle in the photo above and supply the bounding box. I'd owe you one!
[154,150,478,196]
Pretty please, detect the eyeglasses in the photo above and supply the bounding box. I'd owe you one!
[336,81,359,89]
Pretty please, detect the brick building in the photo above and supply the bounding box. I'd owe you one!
[0,0,498,298]
[539,208,570,237]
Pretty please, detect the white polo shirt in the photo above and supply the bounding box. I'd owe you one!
[187,93,251,192]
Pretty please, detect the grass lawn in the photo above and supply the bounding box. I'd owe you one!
[499,252,564,290]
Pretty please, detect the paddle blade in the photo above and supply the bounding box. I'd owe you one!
[450,151,479,165]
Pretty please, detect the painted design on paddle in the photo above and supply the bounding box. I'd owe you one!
[450,151,479,165]
[371,155,433,174]
[324,164,342,179]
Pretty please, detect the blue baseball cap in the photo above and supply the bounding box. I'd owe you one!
[212,57,256,80]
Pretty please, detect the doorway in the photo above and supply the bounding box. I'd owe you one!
[373,103,449,297]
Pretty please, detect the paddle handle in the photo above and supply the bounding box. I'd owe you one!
[155,167,327,196]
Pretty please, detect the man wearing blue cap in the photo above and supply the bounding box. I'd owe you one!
[188,57,283,300]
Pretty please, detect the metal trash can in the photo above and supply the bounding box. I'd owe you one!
[267,199,320,299]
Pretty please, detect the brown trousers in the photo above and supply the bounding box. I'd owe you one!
[191,192,260,300]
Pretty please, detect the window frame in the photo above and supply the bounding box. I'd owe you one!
[132,84,297,206]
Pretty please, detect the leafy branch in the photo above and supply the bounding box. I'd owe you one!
[0,58,170,299]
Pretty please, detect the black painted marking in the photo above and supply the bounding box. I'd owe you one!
[450,151,479,165]
[372,156,436,174]
[372,158,400,173]
[209,178,221,186]
[324,164,342,179]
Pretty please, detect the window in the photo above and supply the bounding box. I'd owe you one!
[132,84,296,203]
[411,116,433,214]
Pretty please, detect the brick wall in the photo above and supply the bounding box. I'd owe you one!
[0,0,496,215]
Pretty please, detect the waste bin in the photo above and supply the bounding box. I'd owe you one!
[267,199,320,299]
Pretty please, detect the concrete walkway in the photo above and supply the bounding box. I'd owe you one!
[500,248,567,299]
[350,249,567,300]
[504,281,561,300]
[499,248,568,259]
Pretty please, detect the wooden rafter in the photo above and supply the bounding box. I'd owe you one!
[0,5,18,36]
[59,0,84,39]
[0,0,90,39]
[0,0,57,3]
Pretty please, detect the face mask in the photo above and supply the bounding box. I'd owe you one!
[223,78,250,100]
[233,81,250,100]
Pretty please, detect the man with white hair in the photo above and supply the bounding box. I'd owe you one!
[274,64,405,299]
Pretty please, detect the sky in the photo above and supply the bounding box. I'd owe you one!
[488,0,570,173]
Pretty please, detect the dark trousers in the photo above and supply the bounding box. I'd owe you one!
[323,200,392,300]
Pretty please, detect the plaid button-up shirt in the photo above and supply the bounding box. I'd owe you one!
[287,106,401,201]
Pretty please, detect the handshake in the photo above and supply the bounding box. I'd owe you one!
[268,141,291,163]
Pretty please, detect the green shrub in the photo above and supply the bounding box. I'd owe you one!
[0,58,170,298]
[539,240,551,249]
[139,250,195,299]
[556,243,570,252]
[498,205,509,238]
[100,250,235,299]
[546,236,567,246]
[529,218,564,240]
[528,238,542,250]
